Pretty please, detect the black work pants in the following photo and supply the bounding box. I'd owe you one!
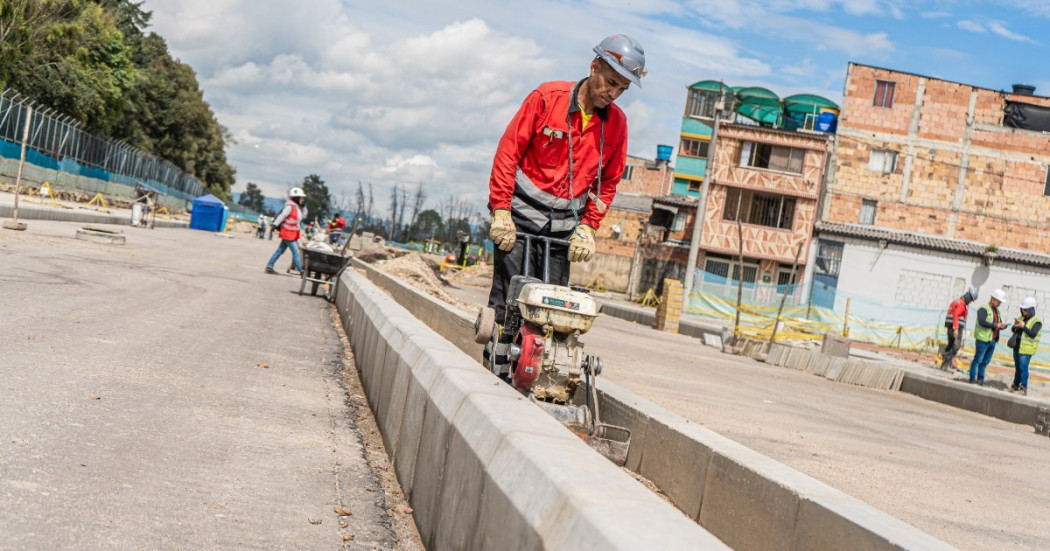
[487,236,570,321]
[941,325,964,370]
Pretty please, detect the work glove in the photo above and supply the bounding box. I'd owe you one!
[490,209,516,252]
[568,224,596,263]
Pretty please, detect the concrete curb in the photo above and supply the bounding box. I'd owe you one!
[600,301,723,341]
[766,342,1049,431]
[332,267,725,550]
[1,203,187,228]
[349,263,956,550]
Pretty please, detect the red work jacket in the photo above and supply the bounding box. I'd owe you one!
[488,79,627,233]
[945,297,968,329]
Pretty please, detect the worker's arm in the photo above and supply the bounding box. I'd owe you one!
[1024,321,1042,338]
[272,205,292,227]
[489,90,544,212]
[976,306,995,328]
[580,124,626,229]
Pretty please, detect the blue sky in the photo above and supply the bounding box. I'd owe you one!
[141,0,1050,215]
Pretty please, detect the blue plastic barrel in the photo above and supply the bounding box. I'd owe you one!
[656,144,673,161]
[816,112,838,133]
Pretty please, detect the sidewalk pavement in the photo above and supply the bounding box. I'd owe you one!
[0,219,398,548]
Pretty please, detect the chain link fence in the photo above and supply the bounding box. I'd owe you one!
[0,89,206,210]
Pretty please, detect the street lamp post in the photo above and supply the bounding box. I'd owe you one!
[681,89,727,296]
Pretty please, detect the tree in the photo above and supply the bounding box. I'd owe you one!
[411,208,443,242]
[300,174,331,223]
[0,0,238,197]
[237,182,266,213]
[408,181,425,233]
[388,183,400,241]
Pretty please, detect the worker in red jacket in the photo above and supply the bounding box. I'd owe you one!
[485,34,645,321]
[940,287,977,371]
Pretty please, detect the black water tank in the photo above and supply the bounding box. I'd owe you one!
[1012,83,1036,96]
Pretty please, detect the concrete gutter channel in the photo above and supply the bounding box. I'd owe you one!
[336,259,955,550]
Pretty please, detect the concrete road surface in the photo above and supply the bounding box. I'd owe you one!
[447,283,1050,551]
[0,221,408,549]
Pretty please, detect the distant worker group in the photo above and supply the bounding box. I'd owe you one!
[941,288,1040,395]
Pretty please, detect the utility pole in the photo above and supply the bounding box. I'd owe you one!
[3,105,32,231]
[682,87,727,296]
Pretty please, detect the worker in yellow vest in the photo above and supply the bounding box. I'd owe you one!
[969,288,1007,385]
[1008,296,1041,395]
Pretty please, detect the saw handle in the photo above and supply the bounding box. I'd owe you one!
[515,233,570,283]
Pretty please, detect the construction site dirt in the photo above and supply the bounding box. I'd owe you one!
[0,220,421,549]
[430,270,1050,551]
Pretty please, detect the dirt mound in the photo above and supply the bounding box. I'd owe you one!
[377,253,471,311]
[445,263,494,289]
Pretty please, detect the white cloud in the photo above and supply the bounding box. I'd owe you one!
[957,19,1036,43]
[141,0,907,215]
[987,21,1037,43]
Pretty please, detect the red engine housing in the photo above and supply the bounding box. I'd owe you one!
[511,323,544,390]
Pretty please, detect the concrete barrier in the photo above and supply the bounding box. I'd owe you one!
[332,267,725,550]
[349,262,956,550]
[898,370,1043,427]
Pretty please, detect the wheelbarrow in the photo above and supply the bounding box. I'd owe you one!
[299,247,351,300]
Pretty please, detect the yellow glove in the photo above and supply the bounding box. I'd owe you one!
[568,224,596,263]
[489,209,516,251]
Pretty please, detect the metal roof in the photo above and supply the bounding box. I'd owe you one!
[610,193,653,213]
[816,221,1050,268]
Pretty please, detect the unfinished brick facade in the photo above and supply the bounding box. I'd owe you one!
[703,124,828,267]
[827,63,1050,251]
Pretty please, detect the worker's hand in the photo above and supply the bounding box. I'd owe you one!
[489,209,516,252]
[568,224,596,263]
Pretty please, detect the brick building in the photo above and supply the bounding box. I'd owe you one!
[568,152,673,294]
[806,62,1050,333]
[653,81,836,304]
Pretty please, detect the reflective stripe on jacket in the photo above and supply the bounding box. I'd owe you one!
[944,297,967,329]
[1019,316,1041,356]
[489,79,627,232]
[974,304,1001,342]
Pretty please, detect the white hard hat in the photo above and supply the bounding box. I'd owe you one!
[288,187,306,198]
[965,287,978,301]
[593,34,646,87]
[1021,296,1037,310]
[991,289,1006,302]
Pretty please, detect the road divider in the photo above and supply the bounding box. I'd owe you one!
[332,265,726,550]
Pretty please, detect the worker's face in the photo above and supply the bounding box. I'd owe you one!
[588,59,631,109]
[991,298,1001,308]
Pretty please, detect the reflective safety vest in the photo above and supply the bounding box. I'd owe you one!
[278,200,301,242]
[974,303,1001,342]
[1019,316,1041,356]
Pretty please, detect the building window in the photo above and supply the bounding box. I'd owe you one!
[723,188,796,230]
[859,199,877,225]
[688,180,701,193]
[738,141,805,174]
[868,150,897,174]
[1044,168,1050,197]
[686,89,717,119]
[680,137,710,158]
[874,80,895,108]
[671,211,687,232]
[621,165,635,181]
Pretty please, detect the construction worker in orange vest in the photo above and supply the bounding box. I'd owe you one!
[940,287,976,371]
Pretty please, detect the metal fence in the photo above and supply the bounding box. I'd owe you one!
[0,89,205,202]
